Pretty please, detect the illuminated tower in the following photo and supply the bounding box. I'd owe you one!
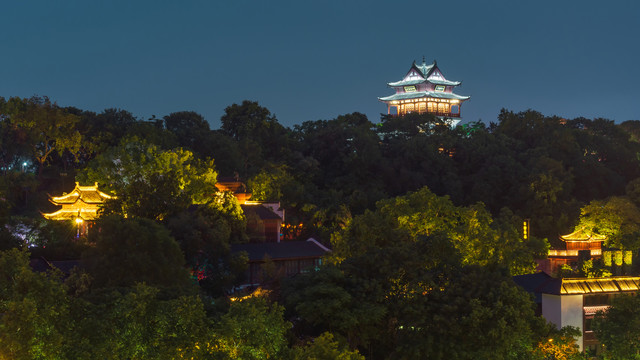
[379,58,470,126]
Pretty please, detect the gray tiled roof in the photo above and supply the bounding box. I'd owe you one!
[231,240,329,261]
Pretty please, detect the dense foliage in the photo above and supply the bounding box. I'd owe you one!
[2,95,640,358]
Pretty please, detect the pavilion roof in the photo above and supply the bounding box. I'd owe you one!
[49,182,112,205]
[560,228,607,242]
[43,208,99,221]
[379,91,471,102]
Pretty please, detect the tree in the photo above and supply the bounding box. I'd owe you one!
[81,216,193,292]
[166,197,248,297]
[73,108,139,160]
[220,100,289,177]
[593,294,640,359]
[2,96,82,177]
[282,265,381,347]
[575,196,640,249]
[163,111,211,155]
[532,326,583,360]
[78,137,217,220]
[331,186,545,274]
[0,248,71,359]
[214,296,291,359]
[290,332,364,360]
[391,265,542,359]
[292,112,385,213]
[98,283,208,359]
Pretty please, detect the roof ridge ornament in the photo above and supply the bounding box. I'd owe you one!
[422,56,426,65]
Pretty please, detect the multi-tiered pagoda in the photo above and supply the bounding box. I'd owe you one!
[379,59,470,125]
[43,182,113,236]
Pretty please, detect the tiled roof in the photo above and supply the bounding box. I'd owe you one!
[513,272,554,303]
[540,277,640,295]
[241,204,282,221]
[231,240,329,261]
[560,228,606,242]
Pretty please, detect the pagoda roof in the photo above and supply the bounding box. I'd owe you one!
[560,228,606,242]
[49,182,112,205]
[379,91,471,102]
[387,78,461,87]
[388,60,463,87]
[43,208,99,221]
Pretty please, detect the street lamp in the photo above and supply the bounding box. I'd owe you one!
[75,218,84,237]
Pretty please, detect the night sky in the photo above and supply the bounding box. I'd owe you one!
[2,0,639,128]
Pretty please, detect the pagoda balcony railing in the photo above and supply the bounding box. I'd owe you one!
[398,111,461,118]
[548,249,602,257]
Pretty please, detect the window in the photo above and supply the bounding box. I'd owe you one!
[404,85,416,92]
[435,85,445,92]
[437,103,447,113]
[428,102,436,112]
[584,316,593,332]
[405,103,415,113]
[418,102,426,113]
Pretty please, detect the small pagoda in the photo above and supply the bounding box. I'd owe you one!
[545,228,606,273]
[43,182,113,236]
[379,58,470,126]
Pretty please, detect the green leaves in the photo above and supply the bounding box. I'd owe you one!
[331,186,541,274]
[0,249,70,359]
[593,295,640,359]
[576,196,640,249]
[215,297,291,359]
[2,96,82,175]
[81,216,192,292]
[78,137,217,220]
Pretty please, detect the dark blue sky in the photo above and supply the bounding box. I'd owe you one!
[2,0,639,129]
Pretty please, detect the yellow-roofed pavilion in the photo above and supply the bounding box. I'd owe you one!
[43,182,113,236]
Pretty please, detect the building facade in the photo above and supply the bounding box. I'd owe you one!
[540,277,640,353]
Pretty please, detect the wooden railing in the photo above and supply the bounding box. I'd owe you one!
[548,249,602,257]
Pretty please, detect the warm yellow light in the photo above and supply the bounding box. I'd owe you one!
[75,218,84,224]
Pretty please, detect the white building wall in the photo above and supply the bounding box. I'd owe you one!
[542,294,584,351]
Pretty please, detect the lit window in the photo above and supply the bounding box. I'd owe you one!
[404,85,416,92]
[405,103,415,113]
[435,85,445,92]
